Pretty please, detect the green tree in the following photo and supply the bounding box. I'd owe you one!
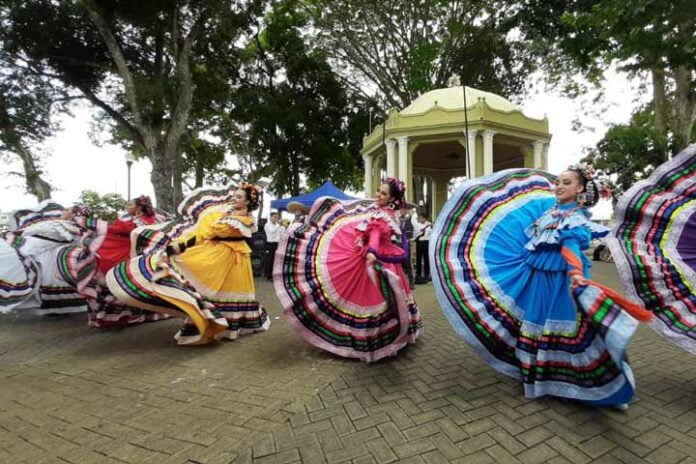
[0,0,263,212]
[181,131,230,189]
[301,0,535,107]
[589,107,667,199]
[228,1,364,196]
[77,190,127,221]
[0,53,71,200]
[518,0,696,153]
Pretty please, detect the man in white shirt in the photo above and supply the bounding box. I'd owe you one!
[412,213,431,284]
[264,211,285,280]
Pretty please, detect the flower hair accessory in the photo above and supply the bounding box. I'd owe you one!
[238,181,261,211]
[567,162,595,182]
[382,177,407,209]
[567,162,612,206]
[71,204,92,217]
[595,174,613,201]
[134,195,155,216]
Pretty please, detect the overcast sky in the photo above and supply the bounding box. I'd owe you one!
[0,70,647,220]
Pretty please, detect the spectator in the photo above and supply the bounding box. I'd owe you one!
[412,213,431,284]
[264,211,285,280]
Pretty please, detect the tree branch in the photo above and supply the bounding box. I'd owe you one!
[164,8,208,172]
[76,83,145,148]
[82,0,154,152]
[43,54,118,74]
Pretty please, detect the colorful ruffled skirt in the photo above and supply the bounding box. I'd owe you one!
[0,241,38,313]
[58,219,170,328]
[607,143,696,354]
[430,169,638,405]
[108,189,271,345]
[106,251,230,344]
[12,235,86,315]
[106,231,269,345]
[274,198,422,362]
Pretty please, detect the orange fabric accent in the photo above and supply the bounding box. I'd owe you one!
[561,246,584,272]
[562,246,653,323]
[588,282,654,322]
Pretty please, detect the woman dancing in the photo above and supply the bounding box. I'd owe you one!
[107,182,270,345]
[430,165,652,408]
[274,177,422,362]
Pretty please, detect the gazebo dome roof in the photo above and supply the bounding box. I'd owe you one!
[400,86,520,115]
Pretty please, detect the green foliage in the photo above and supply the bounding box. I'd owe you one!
[302,0,534,107]
[0,21,73,200]
[77,190,127,222]
[229,1,363,196]
[590,107,667,198]
[0,74,59,148]
[518,0,696,150]
[3,0,578,205]
[556,0,696,72]
[0,0,266,210]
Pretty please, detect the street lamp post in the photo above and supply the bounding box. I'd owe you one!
[125,153,135,200]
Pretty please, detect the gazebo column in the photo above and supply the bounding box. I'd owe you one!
[397,136,409,193]
[386,139,397,177]
[432,175,450,219]
[458,130,479,179]
[407,142,419,203]
[543,143,549,170]
[533,140,545,169]
[368,153,384,198]
[467,130,478,178]
[362,154,373,197]
[482,130,496,174]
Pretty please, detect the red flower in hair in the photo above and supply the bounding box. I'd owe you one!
[381,177,407,209]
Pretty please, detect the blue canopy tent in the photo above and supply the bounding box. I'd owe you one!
[270,181,359,211]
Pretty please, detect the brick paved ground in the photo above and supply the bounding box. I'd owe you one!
[1,262,695,463]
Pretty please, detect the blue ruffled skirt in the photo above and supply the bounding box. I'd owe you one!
[431,169,637,405]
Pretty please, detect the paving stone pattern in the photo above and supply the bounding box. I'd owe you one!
[0,262,694,463]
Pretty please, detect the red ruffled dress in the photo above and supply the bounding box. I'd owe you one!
[61,214,169,328]
[97,215,156,275]
[274,198,422,362]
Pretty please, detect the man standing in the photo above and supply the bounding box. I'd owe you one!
[413,213,431,284]
[264,211,284,280]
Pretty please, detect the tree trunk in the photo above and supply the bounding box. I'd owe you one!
[16,143,52,201]
[160,9,199,213]
[651,73,667,134]
[650,68,670,162]
[150,148,175,213]
[195,157,205,188]
[0,96,52,202]
[672,67,696,152]
[84,1,201,214]
[291,151,301,196]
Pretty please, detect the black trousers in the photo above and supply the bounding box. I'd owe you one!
[265,242,278,278]
[415,240,429,278]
